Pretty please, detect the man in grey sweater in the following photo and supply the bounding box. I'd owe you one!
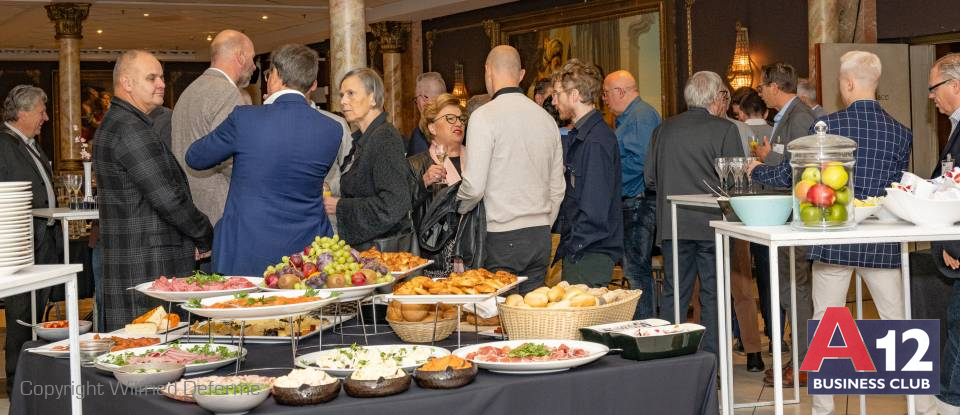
[172,29,256,226]
[458,45,565,293]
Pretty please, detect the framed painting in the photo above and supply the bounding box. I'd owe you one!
[52,69,112,171]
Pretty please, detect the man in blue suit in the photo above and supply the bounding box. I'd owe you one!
[186,44,342,276]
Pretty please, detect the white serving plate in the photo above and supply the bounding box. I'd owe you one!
[0,248,31,259]
[0,256,32,267]
[295,344,450,377]
[384,276,527,305]
[0,182,31,190]
[0,203,30,214]
[0,195,32,204]
[0,239,30,250]
[0,225,30,236]
[390,259,435,279]
[134,276,263,302]
[94,343,245,375]
[183,313,354,344]
[0,262,30,277]
[27,325,189,358]
[0,217,30,228]
[260,278,395,303]
[453,339,609,375]
[181,291,337,320]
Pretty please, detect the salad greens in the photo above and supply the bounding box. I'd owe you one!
[507,343,551,358]
[185,271,226,287]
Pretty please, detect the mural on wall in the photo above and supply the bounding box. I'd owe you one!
[511,11,663,116]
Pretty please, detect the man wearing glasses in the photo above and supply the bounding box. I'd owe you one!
[602,70,660,319]
[408,72,446,156]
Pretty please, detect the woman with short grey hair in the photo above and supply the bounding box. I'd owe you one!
[323,68,413,250]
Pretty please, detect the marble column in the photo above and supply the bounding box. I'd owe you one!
[329,0,366,113]
[371,21,410,126]
[45,2,89,172]
[838,0,876,43]
[808,0,839,91]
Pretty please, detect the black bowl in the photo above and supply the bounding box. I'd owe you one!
[413,364,478,389]
[272,379,341,406]
[343,373,411,398]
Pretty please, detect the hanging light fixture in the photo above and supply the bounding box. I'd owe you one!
[452,62,469,107]
[727,22,754,90]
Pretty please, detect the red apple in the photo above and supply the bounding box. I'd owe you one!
[351,272,366,286]
[290,253,304,268]
[302,262,318,276]
[806,184,836,207]
[265,273,279,288]
[303,246,313,256]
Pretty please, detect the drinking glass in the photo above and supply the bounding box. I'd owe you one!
[726,158,746,193]
[714,157,730,190]
[435,144,448,184]
[743,156,758,193]
[749,135,761,156]
[65,174,82,209]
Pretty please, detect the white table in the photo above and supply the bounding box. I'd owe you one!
[711,220,960,415]
[1,264,83,414]
[667,194,720,323]
[31,208,99,266]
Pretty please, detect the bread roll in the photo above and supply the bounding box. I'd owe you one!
[547,286,566,303]
[571,284,590,292]
[556,281,570,289]
[420,311,437,322]
[570,294,598,307]
[401,303,431,321]
[524,291,549,308]
[587,287,608,297]
[386,302,404,321]
[563,287,585,301]
[505,294,524,307]
[533,287,550,295]
[547,300,572,308]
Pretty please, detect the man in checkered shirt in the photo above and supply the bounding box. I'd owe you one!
[811,51,912,415]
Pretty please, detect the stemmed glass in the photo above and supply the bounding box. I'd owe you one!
[726,158,746,194]
[435,144,448,185]
[714,157,731,191]
[65,174,82,209]
[743,156,758,193]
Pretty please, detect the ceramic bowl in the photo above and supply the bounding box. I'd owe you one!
[885,188,960,226]
[729,195,793,226]
[412,364,478,389]
[37,320,92,341]
[114,363,185,388]
[272,379,341,406]
[343,373,411,398]
[194,383,271,415]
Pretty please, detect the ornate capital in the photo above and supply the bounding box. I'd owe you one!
[45,3,90,40]
[370,21,410,54]
[482,20,506,49]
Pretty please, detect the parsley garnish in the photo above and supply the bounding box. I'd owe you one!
[185,271,226,287]
[507,343,551,358]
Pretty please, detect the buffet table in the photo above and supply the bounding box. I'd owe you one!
[711,220,960,415]
[11,331,719,415]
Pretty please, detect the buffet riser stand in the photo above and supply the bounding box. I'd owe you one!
[710,220,960,415]
[2,264,84,414]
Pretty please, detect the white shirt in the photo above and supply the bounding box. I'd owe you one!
[263,89,305,104]
[208,67,236,86]
[744,118,767,126]
[4,122,55,212]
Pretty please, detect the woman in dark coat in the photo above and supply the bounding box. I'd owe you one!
[408,93,466,277]
[324,68,412,250]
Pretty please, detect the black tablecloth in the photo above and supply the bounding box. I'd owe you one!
[11,330,718,415]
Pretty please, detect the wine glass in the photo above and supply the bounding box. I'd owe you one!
[714,157,730,191]
[743,156,758,193]
[749,135,760,156]
[65,174,82,209]
[435,144,448,185]
[726,158,745,194]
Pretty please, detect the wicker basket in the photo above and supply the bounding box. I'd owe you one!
[387,317,458,343]
[498,290,641,340]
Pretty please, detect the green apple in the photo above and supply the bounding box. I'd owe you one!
[801,167,821,183]
[822,165,849,190]
[800,205,823,225]
[835,186,853,205]
[826,203,848,222]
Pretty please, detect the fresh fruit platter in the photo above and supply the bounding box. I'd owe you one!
[793,162,854,229]
[261,235,394,291]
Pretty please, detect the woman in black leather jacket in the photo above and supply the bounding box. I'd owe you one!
[408,93,466,277]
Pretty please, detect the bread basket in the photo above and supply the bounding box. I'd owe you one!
[387,317,458,343]
[497,290,640,340]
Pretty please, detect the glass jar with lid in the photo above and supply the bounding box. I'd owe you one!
[788,121,857,230]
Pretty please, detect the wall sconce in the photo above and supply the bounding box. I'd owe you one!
[727,22,755,90]
[452,62,469,107]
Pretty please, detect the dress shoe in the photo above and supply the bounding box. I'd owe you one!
[763,363,807,387]
[746,352,765,372]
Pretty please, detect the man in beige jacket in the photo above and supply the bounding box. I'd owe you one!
[172,29,255,226]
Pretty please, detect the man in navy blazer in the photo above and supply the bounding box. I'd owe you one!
[186,44,342,276]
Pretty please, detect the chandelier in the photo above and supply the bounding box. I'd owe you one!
[727,22,755,89]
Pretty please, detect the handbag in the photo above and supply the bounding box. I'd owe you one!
[452,199,486,270]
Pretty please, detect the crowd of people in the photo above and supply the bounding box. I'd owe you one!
[5,28,960,413]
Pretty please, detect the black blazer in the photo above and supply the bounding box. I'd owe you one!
[931,126,960,278]
[337,112,413,246]
[0,126,59,263]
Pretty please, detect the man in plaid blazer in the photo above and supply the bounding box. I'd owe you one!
[93,50,213,331]
[806,51,913,415]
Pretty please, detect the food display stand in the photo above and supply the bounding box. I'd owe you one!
[710,220,960,415]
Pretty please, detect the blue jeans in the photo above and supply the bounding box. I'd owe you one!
[940,280,960,406]
[662,239,718,356]
[622,196,657,319]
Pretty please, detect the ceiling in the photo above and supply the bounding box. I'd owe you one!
[0,0,514,60]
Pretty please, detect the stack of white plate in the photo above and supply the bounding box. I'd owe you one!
[0,182,34,276]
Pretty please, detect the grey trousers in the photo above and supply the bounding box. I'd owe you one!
[777,245,813,362]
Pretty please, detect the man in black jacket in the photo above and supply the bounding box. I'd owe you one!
[0,84,59,386]
[550,59,623,287]
[94,50,213,330]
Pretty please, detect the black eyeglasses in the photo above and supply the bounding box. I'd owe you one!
[929,78,954,93]
[433,114,467,125]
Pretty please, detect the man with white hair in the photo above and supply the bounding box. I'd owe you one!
[172,29,256,227]
[793,50,912,415]
[408,72,446,155]
[645,71,742,355]
[797,77,826,118]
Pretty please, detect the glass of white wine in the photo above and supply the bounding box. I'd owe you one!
[435,144,448,185]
